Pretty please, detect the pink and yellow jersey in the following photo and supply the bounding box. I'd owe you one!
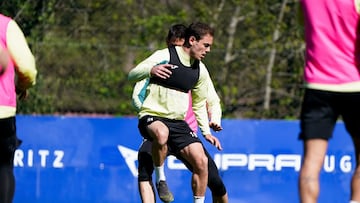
[300,0,360,92]
[0,14,37,118]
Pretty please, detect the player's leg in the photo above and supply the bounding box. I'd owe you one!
[179,142,208,202]
[171,140,226,202]
[138,116,173,202]
[146,120,169,180]
[340,92,360,202]
[146,122,174,202]
[299,139,328,203]
[138,143,174,203]
[212,194,228,203]
[139,181,155,203]
[350,135,360,202]
[0,164,14,203]
[204,149,228,203]
[0,117,18,203]
[298,89,337,203]
[138,140,156,203]
[165,119,208,203]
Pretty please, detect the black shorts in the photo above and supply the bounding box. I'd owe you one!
[299,89,360,140]
[138,115,201,154]
[0,117,21,165]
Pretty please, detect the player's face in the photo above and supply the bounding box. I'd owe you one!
[189,34,213,60]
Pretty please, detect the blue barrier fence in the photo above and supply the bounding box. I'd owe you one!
[12,115,354,203]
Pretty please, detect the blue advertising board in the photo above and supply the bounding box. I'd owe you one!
[12,115,354,203]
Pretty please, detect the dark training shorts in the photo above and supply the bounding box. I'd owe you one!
[0,117,21,165]
[299,89,360,140]
[138,115,201,154]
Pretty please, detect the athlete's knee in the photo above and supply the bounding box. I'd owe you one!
[208,178,227,197]
[193,153,208,173]
[138,165,153,182]
[207,158,227,196]
[138,152,154,182]
[148,123,168,145]
[155,130,168,145]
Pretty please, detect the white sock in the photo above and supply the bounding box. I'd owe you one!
[194,196,205,203]
[155,164,166,183]
[350,201,360,203]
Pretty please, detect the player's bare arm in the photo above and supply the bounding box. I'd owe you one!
[150,64,173,79]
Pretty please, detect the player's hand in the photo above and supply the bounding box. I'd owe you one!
[209,122,223,132]
[204,134,222,150]
[150,64,174,79]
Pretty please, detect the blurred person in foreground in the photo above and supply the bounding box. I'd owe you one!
[128,22,221,203]
[298,1,360,203]
[134,24,227,203]
[0,13,37,203]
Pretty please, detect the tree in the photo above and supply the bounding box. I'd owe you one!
[1,0,305,119]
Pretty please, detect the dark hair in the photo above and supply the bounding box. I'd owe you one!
[166,24,187,46]
[183,22,215,48]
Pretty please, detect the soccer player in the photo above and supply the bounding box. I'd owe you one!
[0,13,37,203]
[298,1,360,203]
[129,22,221,203]
[134,24,228,203]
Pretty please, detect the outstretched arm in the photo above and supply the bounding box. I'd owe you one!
[7,20,37,99]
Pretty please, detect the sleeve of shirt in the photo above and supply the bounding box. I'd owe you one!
[128,49,169,82]
[7,20,37,90]
[356,0,360,14]
[206,74,222,126]
[192,64,212,135]
[132,78,149,112]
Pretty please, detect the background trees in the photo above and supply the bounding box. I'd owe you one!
[0,0,305,119]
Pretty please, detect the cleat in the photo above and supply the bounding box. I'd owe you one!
[156,180,174,202]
